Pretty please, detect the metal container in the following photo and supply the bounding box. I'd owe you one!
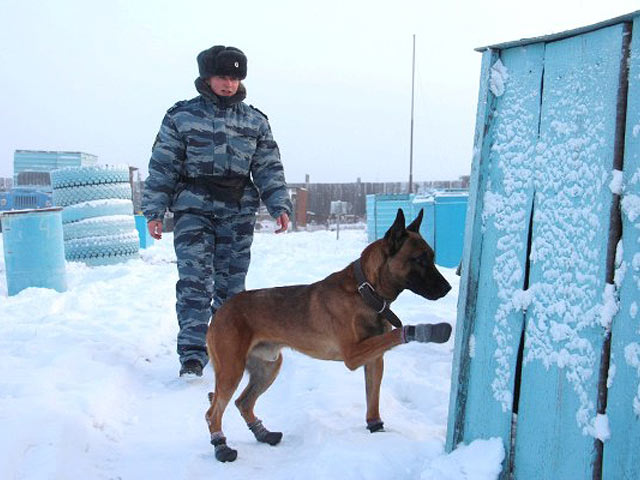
[434,193,468,268]
[411,195,435,248]
[367,192,468,267]
[1,207,67,296]
[366,193,415,242]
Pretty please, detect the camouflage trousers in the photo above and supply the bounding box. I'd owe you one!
[173,212,256,367]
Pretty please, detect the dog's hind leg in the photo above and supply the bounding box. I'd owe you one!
[235,351,284,446]
[205,337,248,462]
[364,356,385,433]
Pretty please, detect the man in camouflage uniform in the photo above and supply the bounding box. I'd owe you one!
[142,45,292,377]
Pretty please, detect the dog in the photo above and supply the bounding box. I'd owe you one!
[205,208,453,462]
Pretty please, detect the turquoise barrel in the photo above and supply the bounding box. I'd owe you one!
[134,214,154,249]
[1,207,67,296]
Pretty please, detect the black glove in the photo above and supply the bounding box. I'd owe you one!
[403,323,452,344]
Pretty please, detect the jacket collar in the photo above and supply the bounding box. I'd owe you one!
[194,77,246,108]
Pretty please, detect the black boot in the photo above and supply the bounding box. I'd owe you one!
[211,433,237,462]
[248,419,283,446]
[367,419,384,433]
[179,359,203,377]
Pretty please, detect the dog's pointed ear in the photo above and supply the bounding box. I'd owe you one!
[407,209,423,233]
[384,209,407,255]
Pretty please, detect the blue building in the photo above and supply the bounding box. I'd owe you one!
[13,150,98,190]
[14,150,98,188]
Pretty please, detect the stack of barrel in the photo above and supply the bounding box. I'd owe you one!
[51,165,139,265]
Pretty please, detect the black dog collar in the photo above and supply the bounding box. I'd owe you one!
[353,259,403,328]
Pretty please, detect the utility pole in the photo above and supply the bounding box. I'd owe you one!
[408,34,416,194]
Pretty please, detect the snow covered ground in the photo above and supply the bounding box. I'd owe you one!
[0,227,503,480]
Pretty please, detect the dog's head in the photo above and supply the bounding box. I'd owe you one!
[382,208,452,301]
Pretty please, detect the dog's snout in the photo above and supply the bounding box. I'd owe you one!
[433,267,452,298]
[435,280,452,299]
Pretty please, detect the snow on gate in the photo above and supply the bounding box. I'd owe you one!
[446,11,640,480]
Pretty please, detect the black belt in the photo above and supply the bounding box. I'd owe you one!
[180,175,248,203]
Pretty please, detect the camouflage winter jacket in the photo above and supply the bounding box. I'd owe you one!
[142,78,292,221]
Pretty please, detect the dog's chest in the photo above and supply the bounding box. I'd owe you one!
[357,315,388,340]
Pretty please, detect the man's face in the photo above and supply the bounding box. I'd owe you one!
[208,75,240,96]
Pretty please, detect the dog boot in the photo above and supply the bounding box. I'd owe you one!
[403,323,452,344]
[367,419,385,433]
[211,432,237,462]
[179,359,203,377]
[248,419,283,446]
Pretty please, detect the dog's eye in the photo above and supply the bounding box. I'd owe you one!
[411,253,434,266]
[411,256,426,266]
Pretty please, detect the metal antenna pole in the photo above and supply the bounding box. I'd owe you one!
[409,34,416,194]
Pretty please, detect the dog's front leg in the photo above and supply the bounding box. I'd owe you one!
[364,357,385,433]
[341,329,404,371]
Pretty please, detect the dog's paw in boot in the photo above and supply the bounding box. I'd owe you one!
[402,323,452,344]
[367,419,385,433]
[248,419,283,446]
[211,432,237,462]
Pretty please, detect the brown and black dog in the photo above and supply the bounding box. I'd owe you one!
[205,208,453,462]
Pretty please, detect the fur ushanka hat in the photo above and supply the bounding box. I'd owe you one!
[197,45,247,80]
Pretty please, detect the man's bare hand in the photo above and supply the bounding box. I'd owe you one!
[275,213,289,234]
[148,220,163,240]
